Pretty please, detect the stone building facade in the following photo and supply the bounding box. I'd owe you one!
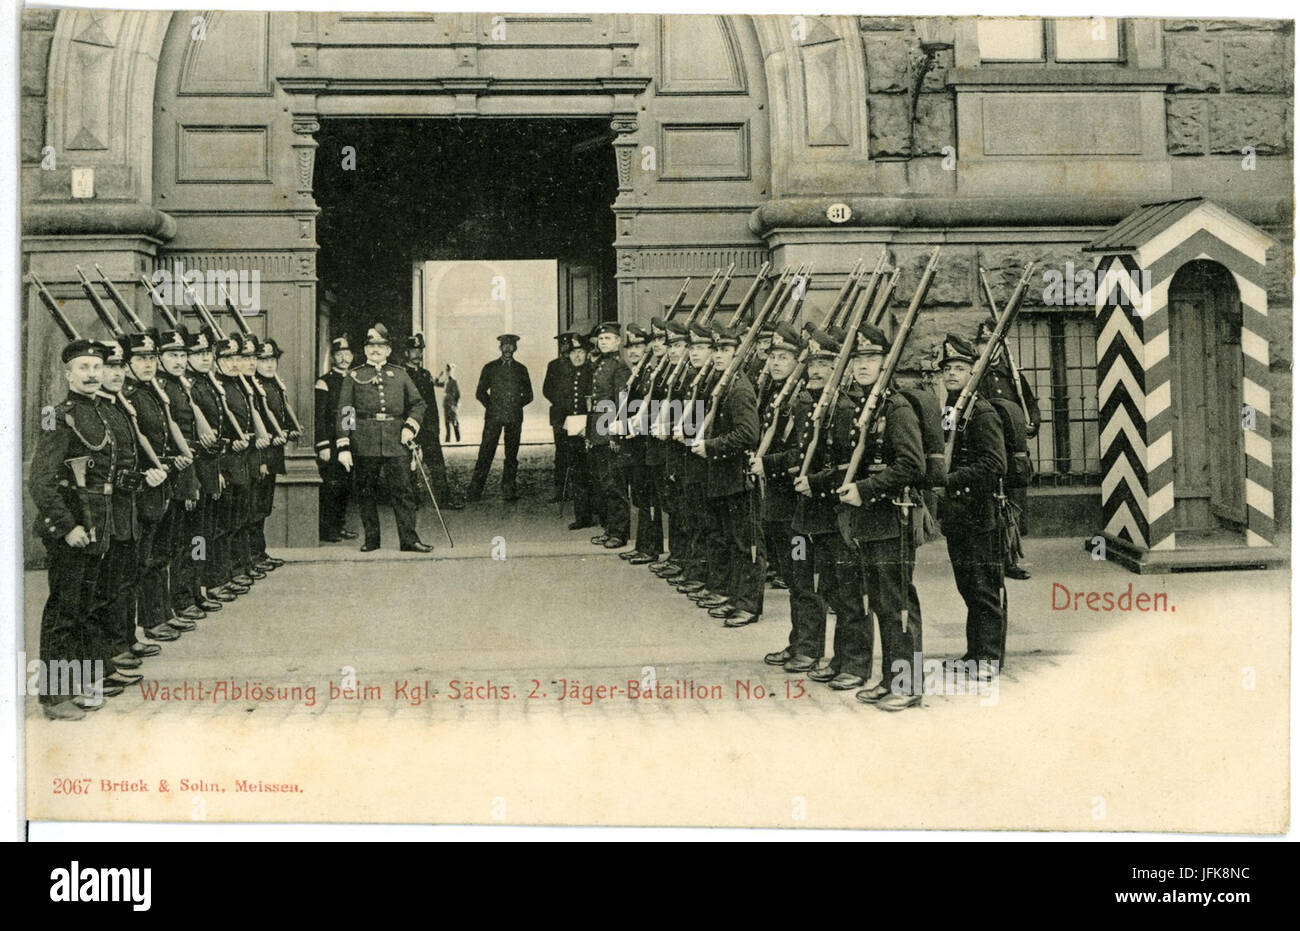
[21,12,1293,554]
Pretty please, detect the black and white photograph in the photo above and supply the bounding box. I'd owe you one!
[9,4,1295,838]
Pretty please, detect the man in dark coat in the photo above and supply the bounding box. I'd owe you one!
[938,334,1008,677]
[336,324,431,552]
[468,334,533,501]
[314,336,357,542]
[403,333,461,509]
[542,333,576,502]
[551,334,596,529]
[586,323,632,547]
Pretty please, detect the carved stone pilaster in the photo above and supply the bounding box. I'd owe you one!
[610,115,638,204]
[290,116,320,206]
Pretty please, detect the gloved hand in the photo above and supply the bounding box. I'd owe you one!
[401,427,416,446]
[338,450,353,472]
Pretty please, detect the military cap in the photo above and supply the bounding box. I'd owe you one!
[975,317,998,342]
[852,323,889,356]
[406,333,426,351]
[364,324,390,346]
[62,339,109,364]
[711,325,741,349]
[214,335,242,358]
[768,323,802,354]
[825,324,848,345]
[688,323,714,346]
[624,324,650,346]
[239,335,259,357]
[593,322,621,337]
[664,320,689,342]
[807,328,841,362]
[123,329,160,359]
[100,339,126,366]
[554,331,576,342]
[257,338,284,359]
[560,333,586,353]
[939,333,977,367]
[158,329,188,353]
[330,336,352,354]
[497,333,520,346]
[188,328,217,353]
[649,315,668,334]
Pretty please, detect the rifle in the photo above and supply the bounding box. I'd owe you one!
[215,283,283,445]
[827,254,879,331]
[655,265,737,436]
[978,267,1033,426]
[624,275,690,394]
[796,254,883,479]
[691,273,782,442]
[942,261,1035,471]
[77,265,195,462]
[840,247,942,489]
[220,284,303,436]
[100,266,218,450]
[186,285,256,446]
[640,271,718,438]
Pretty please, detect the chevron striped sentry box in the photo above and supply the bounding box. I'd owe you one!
[1083,197,1283,573]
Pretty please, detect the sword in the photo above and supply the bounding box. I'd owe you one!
[408,442,453,547]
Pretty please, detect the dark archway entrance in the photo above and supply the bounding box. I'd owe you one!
[313,118,618,347]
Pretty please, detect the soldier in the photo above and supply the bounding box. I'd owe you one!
[91,338,168,684]
[665,323,714,592]
[834,324,927,712]
[587,322,632,548]
[440,363,461,443]
[210,333,256,598]
[30,340,119,719]
[403,333,461,509]
[235,334,273,582]
[336,324,431,553]
[620,323,662,565]
[649,320,690,579]
[185,328,231,608]
[937,334,1007,678]
[315,336,358,543]
[975,318,1037,579]
[122,330,196,642]
[468,334,533,502]
[155,327,205,625]
[779,329,869,689]
[252,337,294,567]
[552,333,596,529]
[542,333,577,502]
[689,324,763,627]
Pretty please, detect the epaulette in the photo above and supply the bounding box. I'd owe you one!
[315,378,329,391]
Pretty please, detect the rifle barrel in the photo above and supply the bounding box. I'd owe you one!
[29,274,81,341]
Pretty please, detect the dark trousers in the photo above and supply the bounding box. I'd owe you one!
[702,499,728,593]
[317,457,351,539]
[40,541,104,705]
[552,426,567,493]
[632,458,662,556]
[166,499,201,611]
[444,406,459,443]
[678,481,708,581]
[355,455,419,548]
[591,445,630,539]
[415,439,451,501]
[764,521,790,582]
[92,537,138,660]
[786,532,826,659]
[196,493,219,589]
[250,474,277,557]
[947,528,1006,664]
[717,489,765,615]
[559,436,594,523]
[860,536,923,693]
[137,516,171,628]
[806,531,870,678]
[214,482,252,583]
[471,416,522,494]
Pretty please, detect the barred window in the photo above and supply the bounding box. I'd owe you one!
[1008,312,1100,484]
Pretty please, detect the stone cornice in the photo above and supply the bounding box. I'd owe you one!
[24,203,178,241]
[749,195,1292,237]
[947,67,1180,90]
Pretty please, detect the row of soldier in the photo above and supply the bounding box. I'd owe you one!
[30,271,297,720]
[543,254,1039,711]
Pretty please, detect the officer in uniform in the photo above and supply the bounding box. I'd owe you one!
[211,333,256,598]
[30,340,121,719]
[236,334,273,583]
[938,334,1008,676]
[542,332,577,501]
[835,324,927,712]
[185,328,230,608]
[469,334,533,502]
[690,324,763,627]
[155,327,205,625]
[587,322,632,548]
[620,324,662,564]
[315,336,358,542]
[336,324,431,553]
[253,337,294,567]
[975,318,1037,579]
[402,333,461,509]
[550,333,596,529]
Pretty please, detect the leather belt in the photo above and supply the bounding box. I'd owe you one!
[361,413,397,421]
[60,481,113,495]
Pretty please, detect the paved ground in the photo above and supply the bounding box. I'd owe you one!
[22,492,1291,831]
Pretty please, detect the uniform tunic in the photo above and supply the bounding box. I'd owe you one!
[700,372,764,615]
[470,357,533,496]
[314,367,351,539]
[94,393,143,662]
[586,351,632,539]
